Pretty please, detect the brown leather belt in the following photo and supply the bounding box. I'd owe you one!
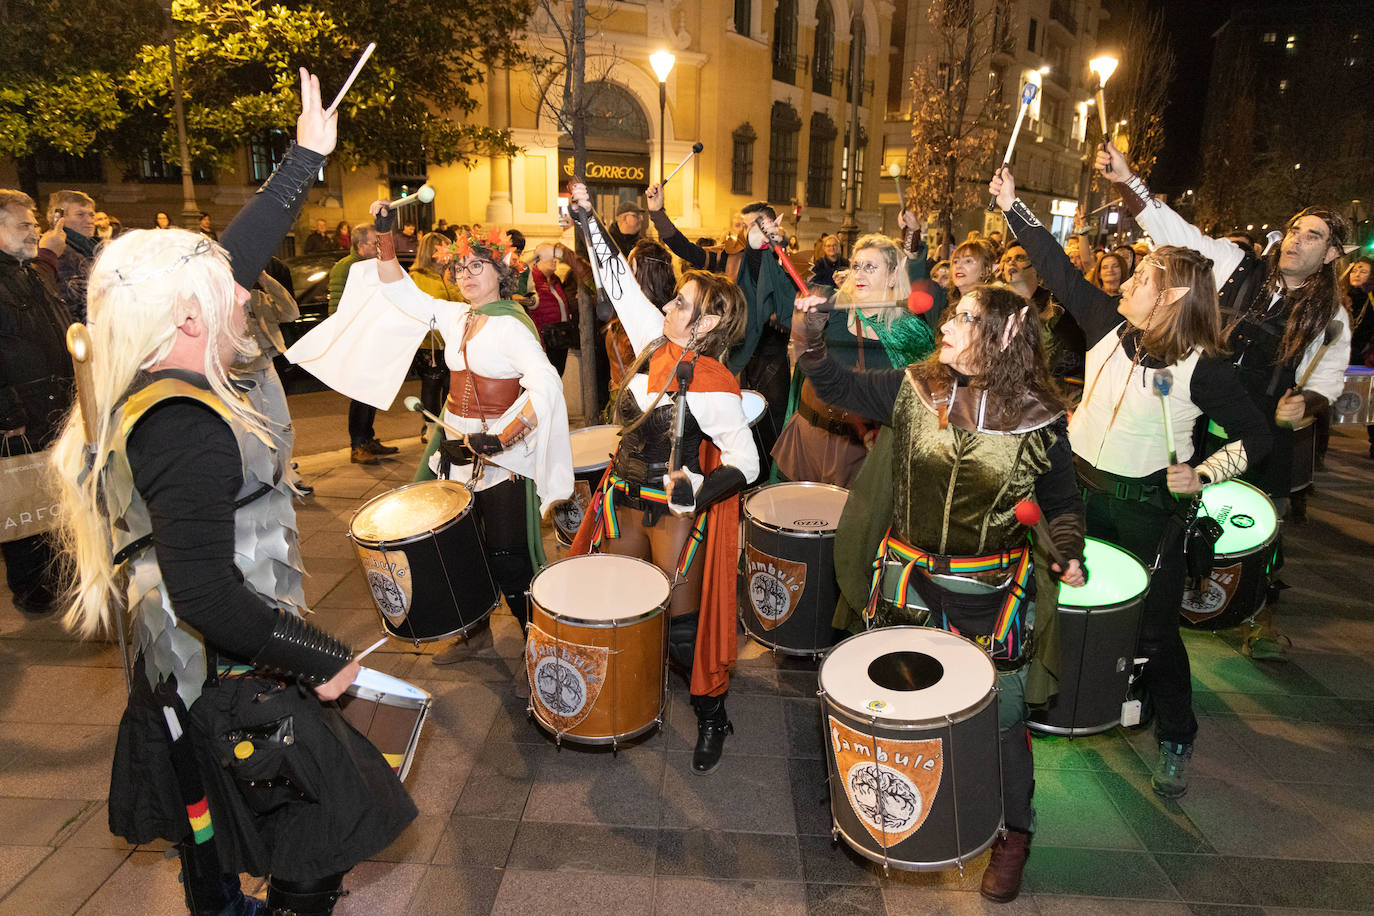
[798,382,870,443]
[447,369,521,419]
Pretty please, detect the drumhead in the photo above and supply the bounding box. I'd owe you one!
[1058,538,1149,610]
[741,390,767,427]
[1198,480,1277,556]
[570,425,622,474]
[531,554,671,622]
[350,480,472,543]
[819,627,995,724]
[745,482,849,533]
[349,666,431,705]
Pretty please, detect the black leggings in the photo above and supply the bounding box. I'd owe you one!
[474,478,533,630]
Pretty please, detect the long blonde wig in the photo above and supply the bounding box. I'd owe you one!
[54,228,265,638]
[834,233,908,333]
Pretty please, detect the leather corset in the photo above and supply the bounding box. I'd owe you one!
[612,392,704,483]
[447,369,522,419]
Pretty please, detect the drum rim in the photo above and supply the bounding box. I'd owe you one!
[744,481,850,536]
[348,479,476,547]
[1199,479,1280,558]
[380,600,498,643]
[817,626,998,727]
[529,553,672,626]
[570,424,623,474]
[831,820,1001,873]
[1057,537,1150,608]
[346,668,433,707]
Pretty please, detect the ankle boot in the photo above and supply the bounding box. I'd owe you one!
[667,612,700,673]
[266,878,346,916]
[690,692,733,774]
[980,827,1031,903]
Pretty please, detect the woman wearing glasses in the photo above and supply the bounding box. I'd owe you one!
[566,181,759,775]
[989,167,1271,802]
[772,228,935,486]
[793,281,1086,903]
[290,205,574,680]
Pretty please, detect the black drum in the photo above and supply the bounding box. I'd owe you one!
[552,425,621,547]
[818,627,1002,871]
[348,480,499,644]
[741,482,848,657]
[1029,538,1148,737]
[1180,480,1279,631]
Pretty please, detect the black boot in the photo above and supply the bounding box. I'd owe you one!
[690,692,733,774]
[266,874,346,916]
[668,612,700,673]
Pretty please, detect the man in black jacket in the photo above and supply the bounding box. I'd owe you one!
[0,190,75,614]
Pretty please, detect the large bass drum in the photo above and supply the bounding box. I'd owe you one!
[348,480,499,644]
[1029,539,1148,737]
[1180,480,1278,630]
[741,482,849,657]
[818,627,1002,871]
[1333,367,1374,425]
[525,554,670,747]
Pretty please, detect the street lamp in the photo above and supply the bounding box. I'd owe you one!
[157,0,200,228]
[650,50,676,184]
[1088,55,1119,138]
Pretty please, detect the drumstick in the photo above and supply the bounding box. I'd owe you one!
[1295,318,1343,389]
[327,42,376,115]
[1152,369,1178,465]
[987,83,1038,213]
[750,214,809,295]
[1014,500,1070,571]
[353,636,389,664]
[403,396,467,441]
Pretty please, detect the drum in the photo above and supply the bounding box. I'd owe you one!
[1333,367,1374,425]
[741,389,767,428]
[741,482,849,657]
[818,627,1002,871]
[552,425,622,547]
[1029,539,1149,737]
[335,667,432,781]
[1180,479,1279,630]
[348,480,499,644]
[1290,416,1316,493]
[525,554,670,746]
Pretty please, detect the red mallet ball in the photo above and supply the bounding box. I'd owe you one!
[1014,499,1042,527]
[908,279,935,315]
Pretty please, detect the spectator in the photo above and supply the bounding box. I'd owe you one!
[153,211,171,229]
[198,211,218,240]
[303,218,334,253]
[1090,251,1128,297]
[394,222,419,258]
[335,220,351,251]
[931,259,951,286]
[506,229,527,256]
[46,189,96,322]
[608,200,645,255]
[93,211,115,242]
[1112,243,1137,278]
[409,232,458,437]
[807,233,849,289]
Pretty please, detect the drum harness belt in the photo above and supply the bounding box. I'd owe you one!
[864,527,1032,670]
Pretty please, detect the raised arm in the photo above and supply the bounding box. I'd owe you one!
[1095,142,1241,290]
[793,298,903,423]
[990,167,1120,347]
[645,182,714,270]
[569,182,666,353]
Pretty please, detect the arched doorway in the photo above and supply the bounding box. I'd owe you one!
[558,81,653,215]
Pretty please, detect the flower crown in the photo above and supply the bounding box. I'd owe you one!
[434,227,528,276]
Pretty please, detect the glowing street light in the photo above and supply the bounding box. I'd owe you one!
[650,50,676,183]
[1088,55,1119,138]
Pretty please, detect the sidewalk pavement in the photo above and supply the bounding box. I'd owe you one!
[2,394,1372,914]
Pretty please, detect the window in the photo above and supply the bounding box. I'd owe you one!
[813,0,835,96]
[1028,18,1038,53]
[1286,34,1297,54]
[134,148,213,183]
[1261,31,1276,43]
[768,102,801,203]
[773,0,799,83]
[249,130,291,183]
[806,113,837,208]
[33,149,103,183]
[1278,79,1289,92]
[734,0,751,37]
[732,123,757,195]
[840,127,867,205]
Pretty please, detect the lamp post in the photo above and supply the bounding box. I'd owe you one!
[157,0,200,229]
[650,50,676,184]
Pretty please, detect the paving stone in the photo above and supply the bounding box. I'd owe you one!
[0,724,116,800]
[0,847,50,901]
[74,849,187,915]
[0,845,128,916]
[1033,768,1143,850]
[661,751,797,834]
[509,822,656,875]
[1223,855,1374,910]
[429,815,519,868]
[805,882,887,915]
[523,743,665,827]
[884,886,1043,914]
[1176,776,1346,860]
[652,876,807,914]
[404,864,504,916]
[656,828,802,881]
[1021,846,1179,900]
[0,797,98,847]
[488,868,653,916]
[0,665,127,727]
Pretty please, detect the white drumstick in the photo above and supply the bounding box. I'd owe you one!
[404,395,466,441]
[327,42,376,115]
[353,635,389,663]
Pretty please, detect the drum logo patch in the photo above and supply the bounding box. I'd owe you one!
[828,716,943,847]
[525,624,609,731]
[1181,562,1242,623]
[745,544,807,629]
[354,546,414,623]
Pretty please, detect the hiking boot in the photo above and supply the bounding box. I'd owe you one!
[1243,630,1291,663]
[1152,741,1193,799]
[980,828,1031,903]
[690,693,733,774]
[350,447,379,466]
[431,625,494,665]
[362,437,399,455]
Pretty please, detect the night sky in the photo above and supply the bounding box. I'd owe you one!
[1149,0,1231,195]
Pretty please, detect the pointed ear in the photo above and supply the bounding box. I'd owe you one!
[694,313,721,336]
[1162,286,1190,308]
[1000,305,1029,351]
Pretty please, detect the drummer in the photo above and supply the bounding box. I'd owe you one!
[288,208,574,681]
[794,281,1085,904]
[771,224,935,487]
[567,181,760,775]
[990,166,1272,801]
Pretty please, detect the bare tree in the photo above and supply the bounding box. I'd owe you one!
[904,0,1010,252]
[1102,0,1176,183]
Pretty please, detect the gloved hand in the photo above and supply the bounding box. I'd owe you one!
[466,432,504,456]
[371,201,395,233]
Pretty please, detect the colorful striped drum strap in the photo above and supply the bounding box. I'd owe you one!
[863,527,1033,660]
[597,475,708,578]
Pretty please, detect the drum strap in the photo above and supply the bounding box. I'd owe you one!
[864,527,1033,663]
[592,474,709,579]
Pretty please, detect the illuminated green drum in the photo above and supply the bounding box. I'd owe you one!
[1029,538,1148,737]
[1180,479,1278,631]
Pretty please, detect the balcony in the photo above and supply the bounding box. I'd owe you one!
[1049,0,1077,36]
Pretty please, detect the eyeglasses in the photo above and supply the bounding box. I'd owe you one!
[950,312,982,325]
[455,259,489,278]
[851,262,885,276]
